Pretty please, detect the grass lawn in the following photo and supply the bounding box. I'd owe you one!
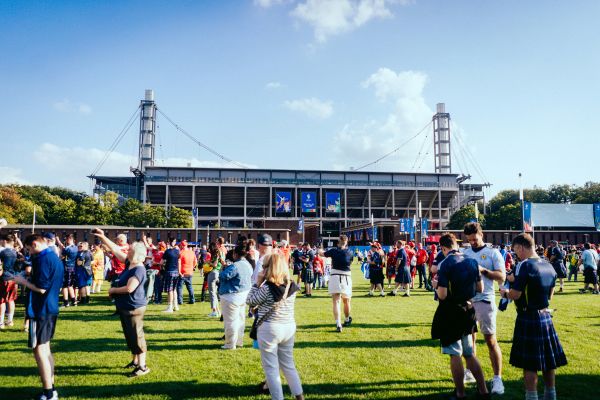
[1,262,599,400]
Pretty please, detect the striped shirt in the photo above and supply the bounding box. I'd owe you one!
[246,283,297,324]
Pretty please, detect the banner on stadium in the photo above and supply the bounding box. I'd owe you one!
[595,203,600,231]
[192,208,198,229]
[523,201,533,232]
[301,192,317,213]
[373,226,378,242]
[399,218,409,233]
[325,192,341,213]
[421,218,428,238]
[297,217,304,234]
[275,192,292,213]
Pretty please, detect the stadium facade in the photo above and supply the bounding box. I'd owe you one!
[91,91,486,245]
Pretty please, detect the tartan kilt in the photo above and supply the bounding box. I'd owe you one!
[509,311,567,371]
[303,268,315,284]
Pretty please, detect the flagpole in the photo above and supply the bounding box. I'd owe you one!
[32,205,36,233]
[519,173,524,233]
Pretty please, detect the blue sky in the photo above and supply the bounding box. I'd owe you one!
[1,0,598,197]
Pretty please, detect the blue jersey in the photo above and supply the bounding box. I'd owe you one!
[28,248,64,318]
[62,244,78,271]
[437,251,481,304]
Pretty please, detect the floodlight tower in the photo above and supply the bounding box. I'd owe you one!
[138,89,156,172]
[433,103,451,174]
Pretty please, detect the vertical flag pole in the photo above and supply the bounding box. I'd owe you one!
[519,173,524,234]
[32,205,36,233]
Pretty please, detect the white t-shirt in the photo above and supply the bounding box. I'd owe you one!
[463,245,505,303]
[251,254,266,285]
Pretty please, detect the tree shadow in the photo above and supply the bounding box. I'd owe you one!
[294,338,437,349]
[296,322,430,331]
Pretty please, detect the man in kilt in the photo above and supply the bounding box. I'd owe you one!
[500,234,567,400]
[300,243,315,298]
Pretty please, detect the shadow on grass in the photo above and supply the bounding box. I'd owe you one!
[296,322,430,331]
[295,338,437,349]
[3,374,599,399]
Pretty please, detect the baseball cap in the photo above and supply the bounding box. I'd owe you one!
[258,234,273,246]
[43,232,55,240]
[179,240,188,248]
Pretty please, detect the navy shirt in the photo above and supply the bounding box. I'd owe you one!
[162,248,180,274]
[114,265,147,311]
[63,245,78,271]
[28,248,64,318]
[303,249,316,271]
[512,258,556,311]
[292,249,304,266]
[437,251,481,304]
[324,247,353,272]
[370,251,383,270]
[0,248,18,281]
[397,248,408,268]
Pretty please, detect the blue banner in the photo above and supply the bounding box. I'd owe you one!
[373,226,378,242]
[594,203,600,231]
[297,218,304,233]
[523,201,533,232]
[409,219,415,241]
[399,218,409,233]
[275,192,292,213]
[325,192,341,213]
[301,192,317,213]
[421,218,428,238]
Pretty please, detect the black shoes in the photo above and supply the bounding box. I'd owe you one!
[342,317,353,327]
[123,361,139,369]
[336,325,342,333]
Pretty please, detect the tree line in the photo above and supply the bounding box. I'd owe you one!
[0,185,192,228]
[447,182,600,230]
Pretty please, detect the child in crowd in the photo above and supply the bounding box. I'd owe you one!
[75,242,93,304]
[91,244,105,293]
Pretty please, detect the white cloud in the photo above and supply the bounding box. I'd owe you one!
[332,67,434,172]
[265,81,284,89]
[0,166,30,185]
[53,99,92,115]
[284,97,333,119]
[254,0,287,7]
[291,0,408,43]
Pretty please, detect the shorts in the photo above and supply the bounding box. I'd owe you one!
[28,315,58,348]
[473,300,497,336]
[293,264,302,276]
[328,274,352,298]
[0,280,18,304]
[369,269,384,285]
[63,269,76,288]
[584,268,598,285]
[162,273,179,292]
[442,334,474,357]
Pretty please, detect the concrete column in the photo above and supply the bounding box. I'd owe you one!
[218,186,222,227]
[243,185,247,228]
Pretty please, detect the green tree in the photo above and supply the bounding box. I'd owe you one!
[572,182,600,204]
[50,198,78,225]
[115,199,145,226]
[166,207,193,228]
[485,203,522,230]
[142,205,167,227]
[446,204,484,230]
[487,190,519,213]
[547,184,575,203]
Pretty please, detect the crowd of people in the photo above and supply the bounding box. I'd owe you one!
[1,221,598,400]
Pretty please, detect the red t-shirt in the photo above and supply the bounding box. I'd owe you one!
[416,249,428,265]
[405,248,415,264]
[111,244,129,275]
[152,250,164,271]
[313,256,324,274]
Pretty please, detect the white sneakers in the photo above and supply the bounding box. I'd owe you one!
[162,306,174,313]
[173,304,180,311]
[208,311,220,317]
[491,376,505,395]
[464,369,476,384]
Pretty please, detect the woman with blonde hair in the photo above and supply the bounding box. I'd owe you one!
[91,244,105,294]
[92,228,150,377]
[247,253,304,400]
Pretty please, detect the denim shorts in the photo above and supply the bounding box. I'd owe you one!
[442,334,474,357]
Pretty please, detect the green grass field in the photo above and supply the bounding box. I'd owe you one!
[1,263,599,400]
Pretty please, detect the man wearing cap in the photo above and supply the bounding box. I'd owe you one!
[43,233,61,258]
[177,241,197,305]
[252,234,273,285]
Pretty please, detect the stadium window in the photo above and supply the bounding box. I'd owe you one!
[277,233,281,242]
[187,232,192,241]
[156,231,161,240]
[177,231,182,241]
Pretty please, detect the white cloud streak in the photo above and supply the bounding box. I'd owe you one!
[53,99,92,115]
[284,97,333,119]
[265,81,284,89]
[332,67,434,171]
[0,166,31,185]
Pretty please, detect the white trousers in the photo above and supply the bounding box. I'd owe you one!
[221,299,246,348]
[258,322,303,400]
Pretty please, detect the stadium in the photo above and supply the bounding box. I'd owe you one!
[88,91,598,246]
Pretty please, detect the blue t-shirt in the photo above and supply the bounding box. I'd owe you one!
[28,248,64,318]
[114,265,147,311]
[397,248,408,269]
[63,245,78,271]
[0,248,18,281]
[370,251,383,271]
[162,248,180,274]
[292,249,304,266]
[512,258,556,311]
[437,251,481,304]
[324,247,353,272]
[581,249,598,270]
[302,249,315,271]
